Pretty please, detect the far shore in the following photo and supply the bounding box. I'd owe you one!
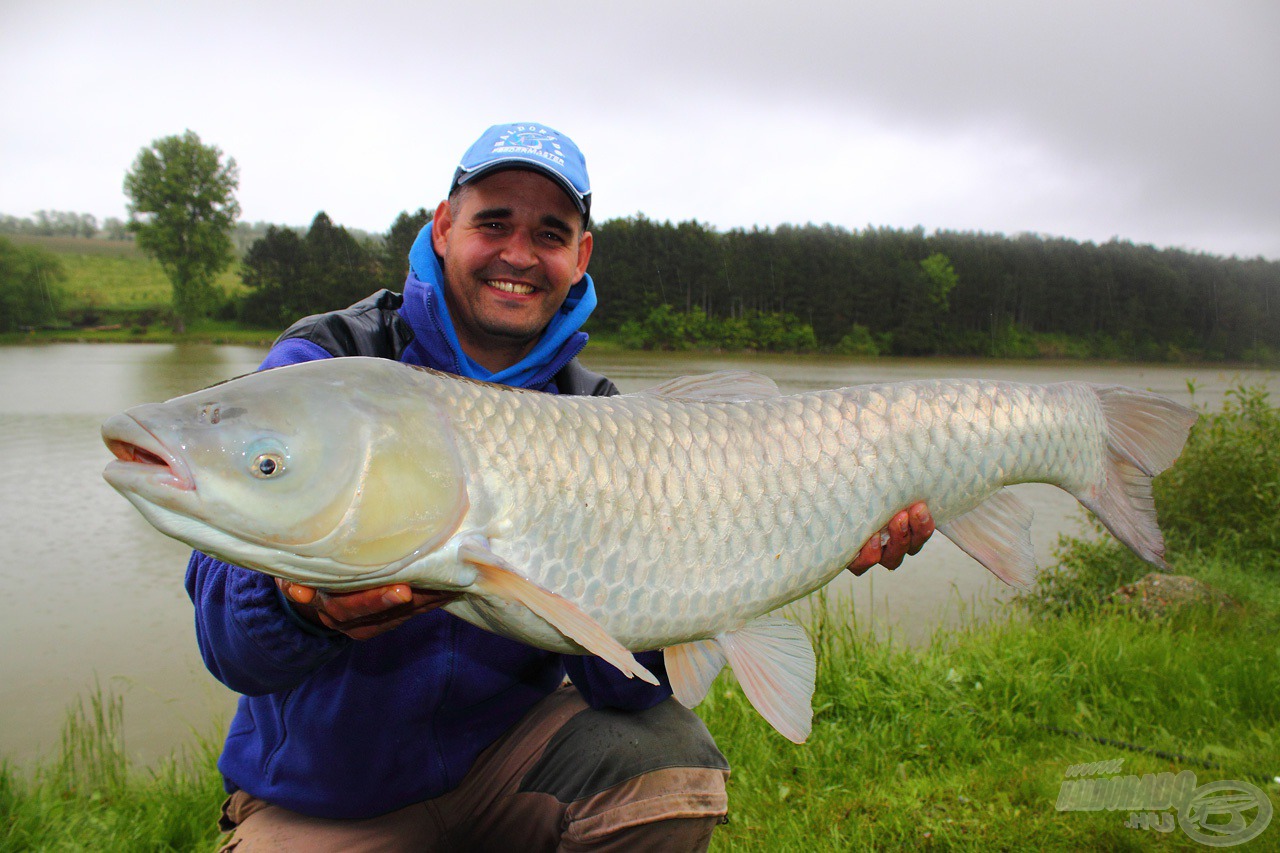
[4,327,1279,374]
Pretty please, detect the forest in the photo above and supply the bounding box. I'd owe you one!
[232,211,1279,361]
[585,216,1279,361]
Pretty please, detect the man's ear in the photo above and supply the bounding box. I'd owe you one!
[431,199,452,255]
[575,230,593,280]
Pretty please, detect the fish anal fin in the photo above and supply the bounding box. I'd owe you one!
[458,539,658,685]
[664,639,728,708]
[638,371,780,401]
[718,616,816,743]
[937,488,1037,588]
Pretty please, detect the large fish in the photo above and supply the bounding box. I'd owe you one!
[102,358,1195,742]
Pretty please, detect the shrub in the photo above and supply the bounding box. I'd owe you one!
[617,304,819,352]
[0,237,65,331]
[1153,384,1280,559]
[833,324,881,356]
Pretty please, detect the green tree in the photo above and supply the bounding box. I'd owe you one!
[919,252,959,312]
[237,225,307,327]
[0,237,65,331]
[302,211,374,310]
[123,130,240,332]
[235,212,377,323]
[383,208,432,290]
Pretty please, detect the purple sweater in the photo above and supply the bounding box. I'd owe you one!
[186,263,670,819]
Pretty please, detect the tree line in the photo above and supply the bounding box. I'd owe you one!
[0,211,130,240]
[584,216,1280,361]
[232,212,1278,362]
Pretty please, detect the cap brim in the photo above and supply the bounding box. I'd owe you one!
[454,160,589,215]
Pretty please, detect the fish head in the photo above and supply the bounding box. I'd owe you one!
[102,358,468,586]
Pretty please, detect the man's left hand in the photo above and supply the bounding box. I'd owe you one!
[847,502,934,576]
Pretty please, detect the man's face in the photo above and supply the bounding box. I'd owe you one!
[432,169,593,371]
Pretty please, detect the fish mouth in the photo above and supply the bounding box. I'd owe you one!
[102,413,195,492]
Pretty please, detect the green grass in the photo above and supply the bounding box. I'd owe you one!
[704,548,1280,850]
[0,688,225,851]
[6,234,243,322]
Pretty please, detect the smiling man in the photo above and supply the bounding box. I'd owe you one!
[434,168,593,371]
[193,122,932,851]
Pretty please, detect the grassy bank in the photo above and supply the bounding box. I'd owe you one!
[0,319,277,347]
[707,548,1279,849]
[0,690,225,851]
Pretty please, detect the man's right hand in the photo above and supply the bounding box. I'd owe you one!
[278,580,460,641]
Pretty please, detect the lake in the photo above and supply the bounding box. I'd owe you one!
[1,342,1274,768]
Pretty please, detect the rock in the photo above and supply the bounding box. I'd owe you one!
[1109,573,1242,618]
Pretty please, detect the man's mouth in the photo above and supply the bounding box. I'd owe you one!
[487,280,536,295]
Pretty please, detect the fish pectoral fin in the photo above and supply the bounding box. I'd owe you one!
[637,371,781,401]
[718,616,816,744]
[937,488,1036,588]
[457,539,658,686]
[664,639,729,708]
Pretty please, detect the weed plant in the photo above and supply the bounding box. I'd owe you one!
[0,688,224,851]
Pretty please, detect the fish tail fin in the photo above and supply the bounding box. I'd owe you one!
[1078,386,1197,568]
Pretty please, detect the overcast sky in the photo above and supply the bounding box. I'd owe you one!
[2,1,1276,259]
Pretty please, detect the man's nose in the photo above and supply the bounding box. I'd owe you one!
[498,230,537,269]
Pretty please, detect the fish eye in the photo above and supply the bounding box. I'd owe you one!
[251,453,285,479]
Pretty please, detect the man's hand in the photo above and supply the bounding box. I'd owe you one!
[278,580,460,641]
[847,502,934,576]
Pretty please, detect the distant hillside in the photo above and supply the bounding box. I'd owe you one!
[9,235,241,321]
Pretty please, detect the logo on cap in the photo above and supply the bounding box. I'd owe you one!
[490,125,566,167]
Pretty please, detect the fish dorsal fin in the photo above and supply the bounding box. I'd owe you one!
[458,537,658,685]
[937,488,1037,588]
[638,371,781,401]
[717,615,816,743]
[665,639,729,708]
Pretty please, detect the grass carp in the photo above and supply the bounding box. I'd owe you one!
[102,358,1196,742]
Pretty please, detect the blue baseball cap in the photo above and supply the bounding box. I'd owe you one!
[450,122,591,218]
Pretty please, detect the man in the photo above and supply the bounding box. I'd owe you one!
[194,122,934,850]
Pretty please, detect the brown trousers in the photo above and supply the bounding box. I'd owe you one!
[217,685,730,852]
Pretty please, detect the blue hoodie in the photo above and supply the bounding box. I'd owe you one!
[185,225,670,819]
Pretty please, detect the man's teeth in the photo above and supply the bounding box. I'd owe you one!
[489,280,535,295]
